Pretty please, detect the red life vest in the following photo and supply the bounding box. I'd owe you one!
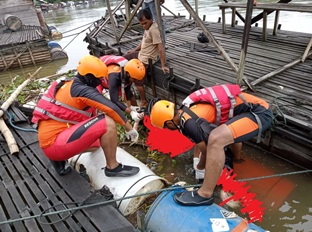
[182,84,242,125]
[31,79,94,124]
[99,55,129,100]
[99,55,128,67]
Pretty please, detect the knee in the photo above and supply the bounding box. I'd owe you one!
[208,129,225,146]
[105,116,117,135]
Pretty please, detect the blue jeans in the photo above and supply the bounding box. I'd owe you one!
[142,1,166,43]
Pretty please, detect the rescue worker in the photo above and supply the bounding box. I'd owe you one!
[32,55,140,177]
[148,84,273,206]
[99,55,146,122]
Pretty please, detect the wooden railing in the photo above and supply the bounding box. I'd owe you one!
[218,3,312,41]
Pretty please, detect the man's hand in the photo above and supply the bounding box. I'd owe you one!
[130,111,144,122]
[162,66,170,74]
[126,129,139,142]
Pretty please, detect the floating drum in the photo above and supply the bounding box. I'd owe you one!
[50,47,68,60]
[4,14,22,31]
[145,187,268,232]
[48,41,62,49]
[49,26,63,39]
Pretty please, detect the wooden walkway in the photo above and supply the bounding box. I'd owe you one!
[85,14,312,169]
[0,105,135,231]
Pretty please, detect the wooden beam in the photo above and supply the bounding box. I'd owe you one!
[117,0,143,41]
[248,51,312,87]
[237,0,254,86]
[106,0,120,43]
[301,37,312,62]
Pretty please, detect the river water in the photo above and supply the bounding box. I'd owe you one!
[2,1,312,231]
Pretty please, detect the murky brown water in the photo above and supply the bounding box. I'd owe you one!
[1,1,311,231]
[123,142,311,232]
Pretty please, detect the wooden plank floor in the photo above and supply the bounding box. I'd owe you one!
[86,16,312,168]
[0,105,135,232]
[88,16,312,123]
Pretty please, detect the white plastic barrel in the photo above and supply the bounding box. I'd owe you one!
[68,147,166,216]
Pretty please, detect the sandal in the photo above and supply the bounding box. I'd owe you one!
[174,189,214,206]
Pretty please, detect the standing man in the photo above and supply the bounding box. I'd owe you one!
[142,0,166,43]
[32,55,140,177]
[148,84,273,205]
[124,9,169,108]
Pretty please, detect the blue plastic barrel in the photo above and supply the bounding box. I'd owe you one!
[48,41,62,49]
[145,187,268,232]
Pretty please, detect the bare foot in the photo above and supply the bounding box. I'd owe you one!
[253,0,257,6]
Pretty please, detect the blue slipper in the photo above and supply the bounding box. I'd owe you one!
[174,190,214,206]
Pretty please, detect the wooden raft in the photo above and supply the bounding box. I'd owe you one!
[84,15,312,168]
[0,105,135,232]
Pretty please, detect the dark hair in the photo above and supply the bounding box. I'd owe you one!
[137,8,152,21]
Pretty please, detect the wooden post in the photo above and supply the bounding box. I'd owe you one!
[118,0,143,41]
[180,0,253,90]
[263,10,268,41]
[237,0,254,86]
[148,58,157,97]
[223,0,245,23]
[155,0,165,47]
[221,8,226,33]
[125,0,131,22]
[106,0,120,43]
[92,0,125,37]
[273,10,280,35]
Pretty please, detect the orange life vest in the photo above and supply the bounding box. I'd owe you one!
[31,79,94,125]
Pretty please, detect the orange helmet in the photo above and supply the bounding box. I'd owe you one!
[150,100,175,128]
[124,59,146,80]
[77,55,108,78]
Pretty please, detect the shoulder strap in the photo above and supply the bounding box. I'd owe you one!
[207,87,221,125]
[221,84,237,121]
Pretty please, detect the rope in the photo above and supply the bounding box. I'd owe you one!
[0,169,311,225]
[5,111,38,133]
[239,169,312,182]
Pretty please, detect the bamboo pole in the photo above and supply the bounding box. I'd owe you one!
[118,0,144,41]
[0,67,42,156]
[247,51,312,87]
[106,0,120,43]
[0,118,19,155]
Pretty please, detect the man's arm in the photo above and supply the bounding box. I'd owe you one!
[126,43,142,54]
[156,43,169,74]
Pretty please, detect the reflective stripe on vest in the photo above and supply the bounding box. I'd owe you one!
[188,84,241,125]
[100,55,128,67]
[31,80,93,124]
